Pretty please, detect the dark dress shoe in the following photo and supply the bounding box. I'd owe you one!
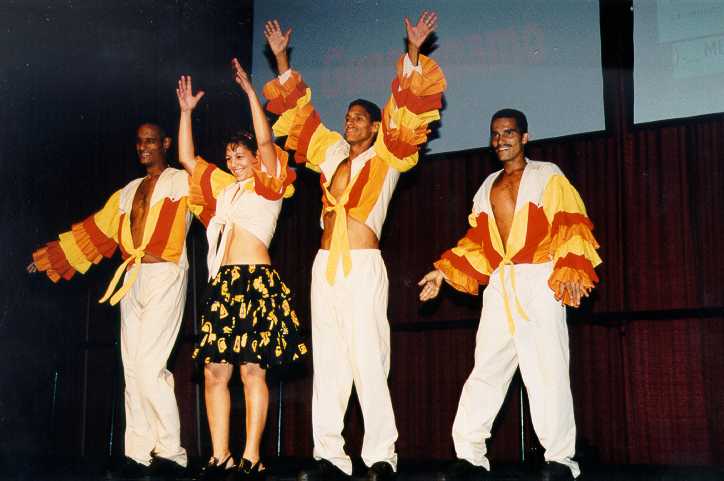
[366,461,396,481]
[297,459,350,481]
[197,455,235,480]
[539,462,574,481]
[149,456,187,478]
[436,459,489,481]
[115,456,150,479]
[237,458,265,479]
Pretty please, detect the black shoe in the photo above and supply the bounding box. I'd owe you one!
[539,462,574,481]
[237,458,265,479]
[366,462,396,481]
[149,456,187,478]
[113,457,151,479]
[197,455,235,481]
[297,459,350,481]
[436,459,489,481]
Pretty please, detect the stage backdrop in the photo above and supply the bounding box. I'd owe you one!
[251,0,606,153]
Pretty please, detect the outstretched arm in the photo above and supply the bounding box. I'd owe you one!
[264,19,292,74]
[404,10,438,65]
[231,59,277,176]
[176,75,205,174]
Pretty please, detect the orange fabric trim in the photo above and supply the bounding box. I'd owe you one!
[117,214,130,259]
[146,198,178,255]
[391,77,443,114]
[160,200,189,261]
[263,74,308,115]
[71,222,102,264]
[551,211,593,236]
[436,252,488,295]
[553,253,600,285]
[252,145,296,200]
[512,203,549,264]
[394,54,447,98]
[47,241,76,281]
[345,159,372,210]
[81,216,117,258]
[293,107,320,164]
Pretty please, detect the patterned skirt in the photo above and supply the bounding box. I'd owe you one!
[192,265,308,369]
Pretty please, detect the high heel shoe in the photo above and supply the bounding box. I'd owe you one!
[197,454,235,481]
[237,458,265,479]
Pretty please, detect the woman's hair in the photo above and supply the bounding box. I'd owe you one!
[226,130,258,153]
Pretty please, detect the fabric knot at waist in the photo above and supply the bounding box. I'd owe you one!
[497,258,530,335]
[99,248,145,305]
[323,199,352,285]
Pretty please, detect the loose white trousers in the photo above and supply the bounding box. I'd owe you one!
[452,262,579,478]
[119,262,188,466]
[310,249,398,475]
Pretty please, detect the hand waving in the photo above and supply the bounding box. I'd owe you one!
[176,75,205,113]
[404,10,438,49]
[231,58,253,94]
[264,20,292,57]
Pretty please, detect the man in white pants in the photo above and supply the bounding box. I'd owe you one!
[29,123,193,477]
[262,12,446,481]
[419,109,602,481]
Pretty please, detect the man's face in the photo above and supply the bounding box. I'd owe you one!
[344,105,380,146]
[136,124,169,166]
[490,117,528,163]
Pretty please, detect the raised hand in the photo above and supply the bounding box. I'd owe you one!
[27,261,38,274]
[231,58,253,94]
[176,75,205,113]
[418,269,444,302]
[404,10,438,49]
[264,20,292,57]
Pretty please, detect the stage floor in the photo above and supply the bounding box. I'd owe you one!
[1,459,722,481]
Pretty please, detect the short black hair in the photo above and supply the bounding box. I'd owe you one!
[138,122,168,140]
[491,109,528,134]
[348,99,381,123]
[227,130,258,153]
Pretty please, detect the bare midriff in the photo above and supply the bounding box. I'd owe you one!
[320,213,379,250]
[221,224,271,266]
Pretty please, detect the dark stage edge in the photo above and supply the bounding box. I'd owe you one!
[1,459,722,481]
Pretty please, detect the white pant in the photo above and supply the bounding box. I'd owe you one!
[310,249,398,475]
[452,262,579,478]
[119,262,188,466]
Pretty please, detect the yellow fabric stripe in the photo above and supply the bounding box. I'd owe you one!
[374,127,418,172]
[58,231,92,274]
[209,166,235,199]
[488,215,506,258]
[92,190,122,239]
[451,238,494,277]
[553,235,603,267]
[433,258,480,295]
[161,201,189,260]
[542,174,588,222]
[306,124,344,168]
[504,204,530,260]
[272,88,312,139]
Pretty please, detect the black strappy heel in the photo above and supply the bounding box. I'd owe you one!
[237,458,265,479]
[197,454,235,481]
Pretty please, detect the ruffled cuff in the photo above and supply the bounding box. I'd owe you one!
[252,145,297,200]
[548,253,600,307]
[434,251,489,296]
[391,54,446,115]
[32,242,76,282]
[263,70,308,115]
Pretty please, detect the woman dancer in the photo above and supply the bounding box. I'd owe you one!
[176,60,307,479]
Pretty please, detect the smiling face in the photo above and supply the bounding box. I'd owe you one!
[344,105,380,147]
[225,143,256,180]
[490,117,528,163]
[136,124,170,168]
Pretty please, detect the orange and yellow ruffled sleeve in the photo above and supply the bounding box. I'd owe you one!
[251,144,296,201]
[543,174,602,305]
[188,156,236,227]
[32,189,121,282]
[375,54,447,172]
[263,71,344,171]
[433,211,498,296]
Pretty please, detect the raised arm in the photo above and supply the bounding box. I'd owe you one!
[176,75,205,174]
[264,19,292,74]
[404,10,438,65]
[232,58,277,176]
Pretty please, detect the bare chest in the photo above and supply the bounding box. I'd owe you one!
[328,158,351,199]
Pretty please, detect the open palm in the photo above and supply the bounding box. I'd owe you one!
[264,20,291,56]
[176,75,205,112]
[405,10,438,49]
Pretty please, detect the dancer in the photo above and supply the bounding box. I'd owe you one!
[262,12,445,481]
[419,109,601,481]
[28,123,192,477]
[176,59,307,480]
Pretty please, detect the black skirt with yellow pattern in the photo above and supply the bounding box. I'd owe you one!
[192,265,308,369]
